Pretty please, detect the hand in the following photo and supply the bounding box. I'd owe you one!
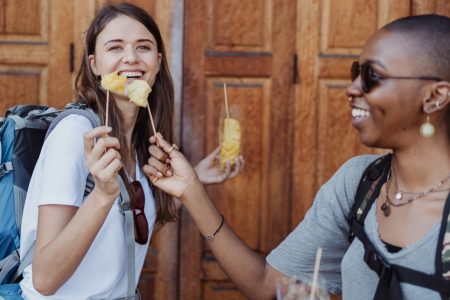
[143,134,200,198]
[194,146,244,184]
[84,126,122,201]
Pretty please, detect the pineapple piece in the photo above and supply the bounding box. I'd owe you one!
[101,72,127,94]
[126,80,152,107]
[220,118,241,168]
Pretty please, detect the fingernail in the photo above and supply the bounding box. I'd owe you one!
[167,170,173,176]
[157,171,163,177]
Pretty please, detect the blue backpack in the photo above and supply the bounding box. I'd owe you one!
[0,103,99,298]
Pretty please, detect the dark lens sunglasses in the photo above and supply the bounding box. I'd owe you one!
[351,61,442,93]
[130,180,149,245]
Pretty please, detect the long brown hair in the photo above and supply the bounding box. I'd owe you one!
[75,3,177,225]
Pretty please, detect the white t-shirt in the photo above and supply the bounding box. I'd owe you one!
[19,115,156,299]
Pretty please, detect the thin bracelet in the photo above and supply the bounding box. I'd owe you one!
[204,214,225,242]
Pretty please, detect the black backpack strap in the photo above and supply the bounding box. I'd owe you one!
[354,221,450,299]
[436,192,450,300]
[348,154,392,242]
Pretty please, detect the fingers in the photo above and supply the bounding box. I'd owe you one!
[206,146,221,160]
[228,156,244,179]
[148,155,172,176]
[84,126,112,155]
[149,144,170,164]
[154,134,179,157]
[89,147,122,177]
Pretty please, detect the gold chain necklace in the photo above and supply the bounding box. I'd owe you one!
[381,170,450,217]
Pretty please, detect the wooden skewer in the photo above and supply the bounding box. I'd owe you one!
[310,247,323,300]
[105,90,110,128]
[223,83,230,119]
[146,103,157,138]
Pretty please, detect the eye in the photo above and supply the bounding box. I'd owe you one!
[137,45,151,51]
[108,45,122,51]
[368,67,382,80]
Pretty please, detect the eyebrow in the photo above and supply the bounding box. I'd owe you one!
[103,39,155,46]
[364,59,386,70]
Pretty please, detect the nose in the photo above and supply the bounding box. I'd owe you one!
[121,46,139,64]
[345,75,363,100]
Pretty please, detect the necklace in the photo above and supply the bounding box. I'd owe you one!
[381,170,450,217]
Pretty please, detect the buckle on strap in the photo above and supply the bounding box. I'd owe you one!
[0,162,13,178]
[364,248,392,282]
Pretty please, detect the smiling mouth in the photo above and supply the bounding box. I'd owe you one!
[119,71,144,79]
[352,108,370,119]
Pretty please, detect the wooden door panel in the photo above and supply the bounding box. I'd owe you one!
[205,80,268,249]
[0,0,73,115]
[182,0,296,298]
[412,0,450,15]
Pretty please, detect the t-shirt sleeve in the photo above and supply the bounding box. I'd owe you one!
[38,115,93,207]
[266,155,378,294]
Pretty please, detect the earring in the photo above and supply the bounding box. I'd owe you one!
[420,115,435,138]
[435,101,440,109]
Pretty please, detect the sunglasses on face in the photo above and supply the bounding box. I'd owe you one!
[350,61,442,93]
[130,180,149,245]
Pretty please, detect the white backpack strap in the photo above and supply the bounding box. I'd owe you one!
[0,250,19,283]
[118,176,137,299]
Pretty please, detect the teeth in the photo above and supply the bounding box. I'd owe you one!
[119,71,143,78]
[352,108,370,118]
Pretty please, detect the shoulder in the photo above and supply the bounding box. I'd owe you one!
[329,155,380,185]
[318,155,380,208]
[47,114,95,141]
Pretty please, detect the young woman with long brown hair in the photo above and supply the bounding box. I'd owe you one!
[18,3,243,299]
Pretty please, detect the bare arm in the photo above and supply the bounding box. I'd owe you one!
[143,135,287,299]
[32,126,122,295]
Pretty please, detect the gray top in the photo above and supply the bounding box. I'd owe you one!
[266,155,441,299]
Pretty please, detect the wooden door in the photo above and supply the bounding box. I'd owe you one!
[0,0,73,115]
[181,0,450,299]
[291,0,450,224]
[181,0,297,298]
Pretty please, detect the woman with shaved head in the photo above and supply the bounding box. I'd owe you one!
[146,14,450,300]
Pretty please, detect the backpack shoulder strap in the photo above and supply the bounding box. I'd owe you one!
[45,103,100,139]
[437,192,450,281]
[348,153,392,242]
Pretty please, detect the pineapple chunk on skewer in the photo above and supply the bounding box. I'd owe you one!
[126,80,152,107]
[101,72,127,94]
[220,118,241,168]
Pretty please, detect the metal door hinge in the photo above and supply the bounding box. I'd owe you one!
[293,54,299,84]
[69,43,75,73]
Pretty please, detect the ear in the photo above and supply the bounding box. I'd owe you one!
[89,54,100,76]
[158,53,162,71]
[422,82,450,114]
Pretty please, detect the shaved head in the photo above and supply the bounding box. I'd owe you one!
[381,14,450,81]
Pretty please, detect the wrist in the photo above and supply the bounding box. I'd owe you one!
[180,177,205,202]
[90,188,116,208]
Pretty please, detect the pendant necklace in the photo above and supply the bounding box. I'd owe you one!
[381,169,450,217]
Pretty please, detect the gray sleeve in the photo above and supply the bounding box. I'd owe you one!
[266,155,378,294]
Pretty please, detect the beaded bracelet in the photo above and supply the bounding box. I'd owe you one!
[204,214,225,242]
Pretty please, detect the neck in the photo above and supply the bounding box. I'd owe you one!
[115,97,139,145]
[391,135,450,192]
